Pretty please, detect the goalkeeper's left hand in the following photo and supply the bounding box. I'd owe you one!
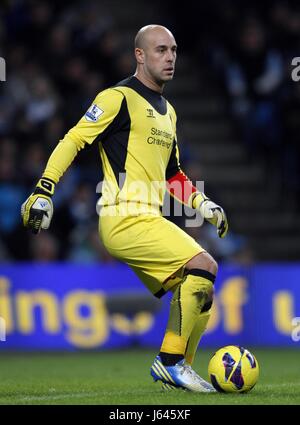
[192,193,228,238]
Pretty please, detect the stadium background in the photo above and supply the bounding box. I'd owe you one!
[0,0,300,356]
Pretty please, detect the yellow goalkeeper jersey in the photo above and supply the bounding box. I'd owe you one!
[44,76,181,212]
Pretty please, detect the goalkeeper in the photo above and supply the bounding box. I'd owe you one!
[21,25,228,393]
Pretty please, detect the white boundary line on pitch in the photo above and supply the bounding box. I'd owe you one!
[4,389,159,402]
[263,383,300,388]
[7,392,97,402]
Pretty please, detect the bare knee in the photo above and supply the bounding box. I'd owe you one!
[185,252,218,276]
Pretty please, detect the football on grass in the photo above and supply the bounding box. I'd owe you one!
[208,345,259,393]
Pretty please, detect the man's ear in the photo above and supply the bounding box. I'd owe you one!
[135,48,145,64]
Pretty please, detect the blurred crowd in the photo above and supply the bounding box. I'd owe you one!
[169,0,300,206]
[0,1,299,263]
[0,1,135,263]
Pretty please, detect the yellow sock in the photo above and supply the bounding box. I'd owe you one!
[160,272,214,355]
[160,330,187,355]
[185,311,211,365]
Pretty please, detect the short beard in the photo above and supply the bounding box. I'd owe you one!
[154,73,174,86]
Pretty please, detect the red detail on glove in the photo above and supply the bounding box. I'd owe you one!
[167,171,197,205]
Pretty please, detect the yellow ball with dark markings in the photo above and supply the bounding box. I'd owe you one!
[208,345,259,393]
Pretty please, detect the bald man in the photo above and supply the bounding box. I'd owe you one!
[21,25,228,393]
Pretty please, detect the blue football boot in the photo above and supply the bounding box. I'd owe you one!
[151,355,216,393]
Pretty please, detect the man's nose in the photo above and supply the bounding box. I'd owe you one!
[166,50,175,62]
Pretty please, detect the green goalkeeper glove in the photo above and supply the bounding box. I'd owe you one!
[192,193,228,238]
[21,178,55,234]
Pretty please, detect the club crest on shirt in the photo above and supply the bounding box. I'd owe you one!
[146,108,155,118]
[85,104,104,122]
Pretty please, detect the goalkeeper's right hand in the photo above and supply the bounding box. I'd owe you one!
[21,178,55,234]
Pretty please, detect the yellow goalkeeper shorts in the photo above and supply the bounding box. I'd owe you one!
[99,205,204,298]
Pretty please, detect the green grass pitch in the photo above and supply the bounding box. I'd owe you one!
[0,348,299,405]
